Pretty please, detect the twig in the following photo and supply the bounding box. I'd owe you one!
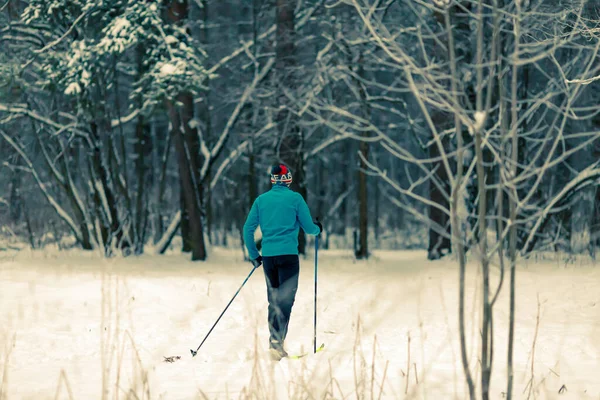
[0,334,16,400]
[565,74,600,85]
[52,370,75,400]
[526,294,542,400]
[34,10,89,54]
[376,360,389,400]
[413,363,419,385]
[371,336,377,400]
[353,315,363,400]
[405,331,411,395]
[523,378,533,395]
[558,384,567,394]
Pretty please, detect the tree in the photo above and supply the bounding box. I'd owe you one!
[274,0,309,254]
[303,0,600,398]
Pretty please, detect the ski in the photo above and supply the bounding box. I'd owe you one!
[288,343,325,359]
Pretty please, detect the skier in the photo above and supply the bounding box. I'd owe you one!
[243,163,323,360]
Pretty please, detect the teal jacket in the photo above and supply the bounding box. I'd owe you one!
[243,184,320,260]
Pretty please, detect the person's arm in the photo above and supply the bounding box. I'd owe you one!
[296,194,322,236]
[243,198,261,260]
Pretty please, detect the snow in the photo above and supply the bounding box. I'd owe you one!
[159,62,178,76]
[165,35,178,45]
[110,17,131,37]
[99,17,136,53]
[66,41,86,68]
[188,118,199,129]
[0,248,598,399]
[80,70,90,87]
[473,111,486,132]
[65,82,81,95]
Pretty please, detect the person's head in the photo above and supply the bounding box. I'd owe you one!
[270,163,292,187]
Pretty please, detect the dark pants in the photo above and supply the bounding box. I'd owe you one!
[262,254,299,350]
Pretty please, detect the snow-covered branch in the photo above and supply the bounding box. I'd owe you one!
[199,58,275,180]
[325,184,355,220]
[565,74,600,85]
[0,103,89,138]
[110,109,140,128]
[33,10,90,54]
[155,211,182,255]
[209,122,275,190]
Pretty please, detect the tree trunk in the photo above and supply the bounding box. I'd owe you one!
[23,198,36,249]
[9,166,22,223]
[134,114,149,254]
[507,8,522,397]
[275,0,307,254]
[90,121,123,254]
[593,185,600,251]
[165,0,207,261]
[316,156,325,222]
[515,62,530,250]
[347,49,370,260]
[427,136,452,260]
[168,98,206,260]
[180,175,192,252]
[356,137,369,259]
[374,181,380,246]
[154,122,171,244]
[181,93,207,259]
[427,7,454,261]
[593,124,600,254]
[134,44,151,254]
[198,0,212,244]
[64,142,94,250]
[592,114,600,252]
[342,140,355,238]
[249,140,258,206]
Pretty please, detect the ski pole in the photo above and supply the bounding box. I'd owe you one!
[314,235,319,354]
[190,265,258,357]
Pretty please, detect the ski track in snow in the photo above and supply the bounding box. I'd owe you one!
[0,248,599,399]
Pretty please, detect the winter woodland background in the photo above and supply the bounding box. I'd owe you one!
[1,1,600,399]
[1,0,600,261]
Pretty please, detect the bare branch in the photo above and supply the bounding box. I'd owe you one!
[209,122,275,190]
[200,58,275,180]
[206,3,321,76]
[0,103,89,138]
[0,129,83,243]
[565,73,600,85]
[33,9,90,54]
[521,165,600,253]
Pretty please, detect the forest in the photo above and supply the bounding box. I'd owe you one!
[1,1,600,399]
[1,0,599,262]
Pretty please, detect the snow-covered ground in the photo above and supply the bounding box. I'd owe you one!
[0,247,598,399]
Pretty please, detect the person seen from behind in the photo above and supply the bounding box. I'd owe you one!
[243,163,323,361]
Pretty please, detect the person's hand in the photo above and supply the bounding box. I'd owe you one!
[251,256,263,268]
[315,220,323,235]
